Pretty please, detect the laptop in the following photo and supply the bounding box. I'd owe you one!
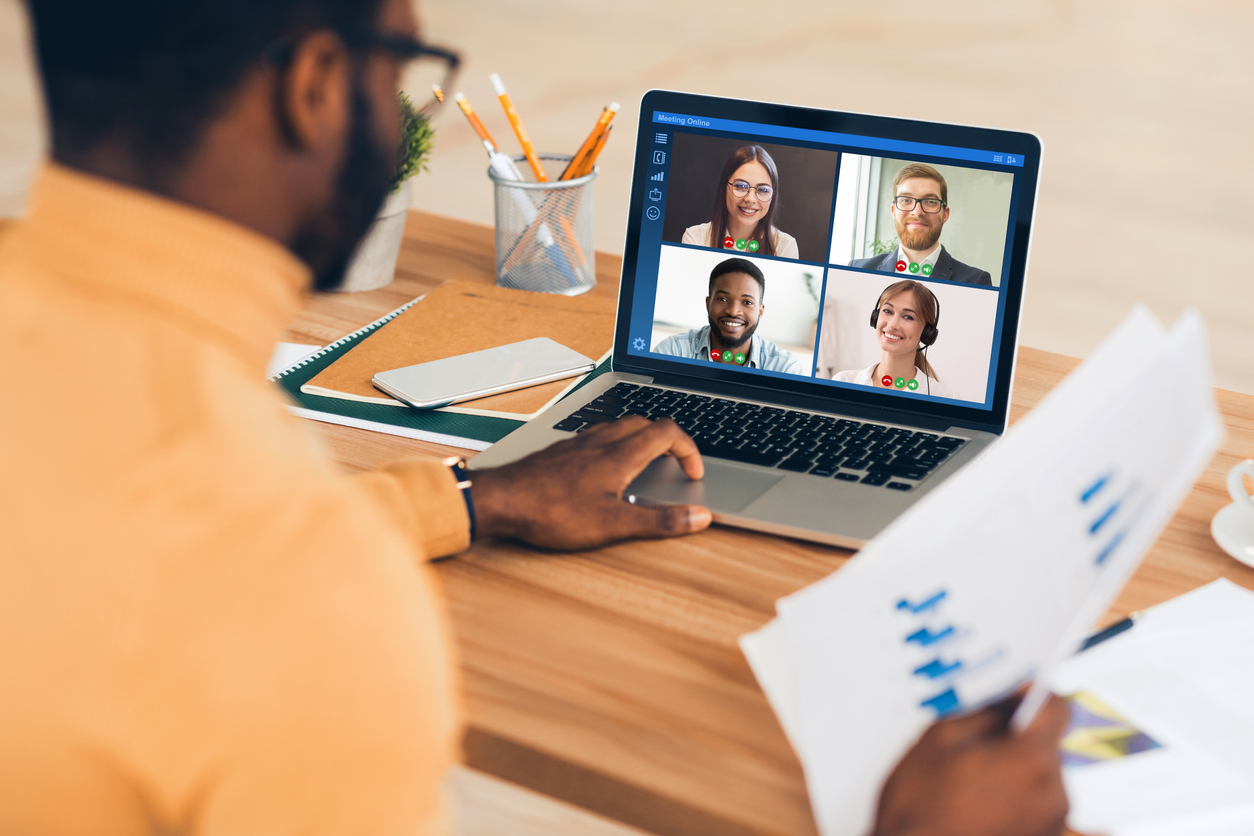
[472,90,1042,548]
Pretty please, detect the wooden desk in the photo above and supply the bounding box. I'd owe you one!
[284,211,1254,836]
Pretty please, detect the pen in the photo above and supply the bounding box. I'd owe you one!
[490,73,547,182]
[1078,613,1138,652]
[430,84,445,104]
[1012,611,1141,732]
[487,149,558,251]
[560,102,619,180]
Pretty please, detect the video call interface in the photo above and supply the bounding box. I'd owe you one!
[625,112,1026,411]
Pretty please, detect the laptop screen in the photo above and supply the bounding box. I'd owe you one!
[614,91,1041,430]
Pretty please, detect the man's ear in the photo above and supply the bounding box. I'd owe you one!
[942,206,950,223]
[275,31,352,151]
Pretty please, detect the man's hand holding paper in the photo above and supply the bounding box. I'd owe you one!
[874,693,1071,836]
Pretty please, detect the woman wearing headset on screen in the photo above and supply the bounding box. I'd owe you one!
[682,145,800,259]
[833,279,961,399]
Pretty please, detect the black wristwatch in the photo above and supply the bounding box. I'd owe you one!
[443,456,476,542]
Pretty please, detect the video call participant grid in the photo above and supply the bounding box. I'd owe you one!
[644,245,1001,408]
[655,132,1018,296]
[636,128,1020,410]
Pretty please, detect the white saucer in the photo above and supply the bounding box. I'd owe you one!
[1211,502,1254,568]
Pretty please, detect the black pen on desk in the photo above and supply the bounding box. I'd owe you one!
[1078,613,1139,652]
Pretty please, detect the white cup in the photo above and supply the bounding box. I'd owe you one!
[1212,459,1254,567]
[1228,460,1254,511]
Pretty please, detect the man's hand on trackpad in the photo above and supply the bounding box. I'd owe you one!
[470,416,712,550]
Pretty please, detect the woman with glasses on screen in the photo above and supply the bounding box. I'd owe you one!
[682,145,799,259]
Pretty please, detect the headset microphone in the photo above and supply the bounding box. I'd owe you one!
[869,282,942,394]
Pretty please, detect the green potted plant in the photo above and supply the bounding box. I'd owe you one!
[338,92,435,292]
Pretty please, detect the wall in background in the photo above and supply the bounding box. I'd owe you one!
[408,0,1254,395]
[4,0,1254,396]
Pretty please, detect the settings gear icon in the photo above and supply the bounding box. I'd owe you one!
[632,337,646,351]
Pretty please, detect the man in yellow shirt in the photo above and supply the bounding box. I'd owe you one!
[0,0,1069,834]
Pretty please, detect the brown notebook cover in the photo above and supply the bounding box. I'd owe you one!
[301,281,616,420]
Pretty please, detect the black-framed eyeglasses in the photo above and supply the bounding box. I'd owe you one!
[266,27,461,113]
[892,195,946,213]
[338,27,461,112]
[727,180,774,201]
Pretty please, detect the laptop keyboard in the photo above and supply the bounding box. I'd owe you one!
[552,383,967,491]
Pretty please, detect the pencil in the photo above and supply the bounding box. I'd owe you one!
[560,102,619,180]
[544,124,612,266]
[575,123,613,178]
[490,73,547,182]
[546,124,614,267]
[453,92,499,150]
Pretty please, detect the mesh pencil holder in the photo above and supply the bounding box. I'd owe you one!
[490,154,596,296]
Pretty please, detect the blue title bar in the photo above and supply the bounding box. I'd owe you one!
[652,111,1024,167]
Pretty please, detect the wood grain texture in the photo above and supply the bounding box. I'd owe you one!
[445,765,655,836]
[286,210,1254,836]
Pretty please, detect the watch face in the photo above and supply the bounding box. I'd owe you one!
[444,457,476,538]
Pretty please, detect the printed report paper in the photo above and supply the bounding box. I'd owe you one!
[1050,579,1254,836]
[740,307,1224,836]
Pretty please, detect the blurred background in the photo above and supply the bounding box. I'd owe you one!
[4,0,1252,394]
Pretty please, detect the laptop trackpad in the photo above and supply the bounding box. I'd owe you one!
[625,457,784,514]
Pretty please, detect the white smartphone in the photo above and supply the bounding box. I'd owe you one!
[372,337,596,410]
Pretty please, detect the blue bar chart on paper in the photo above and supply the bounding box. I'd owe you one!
[1079,469,1143,567]
[905,625,955,647]
[897,590,946,614]
[896,588,1009,717]
[756,309,1225,836]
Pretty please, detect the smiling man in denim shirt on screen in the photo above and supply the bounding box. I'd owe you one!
[653,257,805,375]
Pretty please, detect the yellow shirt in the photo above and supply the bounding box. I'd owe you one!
[0,165,469,835]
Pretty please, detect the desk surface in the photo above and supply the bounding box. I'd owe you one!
[283,210,1254,836]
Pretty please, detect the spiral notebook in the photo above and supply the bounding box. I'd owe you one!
[270,296,611,451]
[299,281,615,420]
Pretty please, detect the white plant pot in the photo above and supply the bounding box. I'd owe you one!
[336,179,412,292]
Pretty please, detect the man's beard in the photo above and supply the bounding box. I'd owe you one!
[895,216,943,252]
[710,313,759,351]
[292,79,397,292]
